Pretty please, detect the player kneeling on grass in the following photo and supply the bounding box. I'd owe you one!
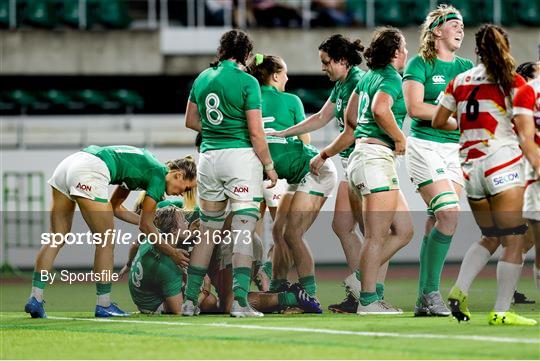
[433,25,536,326]
[25,145,197,318]
[252,54,338,312]
[129,206,191,314]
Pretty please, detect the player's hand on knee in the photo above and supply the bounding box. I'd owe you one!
[172,249,190,268]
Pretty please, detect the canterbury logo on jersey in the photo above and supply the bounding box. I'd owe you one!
[233,186,249,193]
[432,75,445,84]
[76,183,92,191]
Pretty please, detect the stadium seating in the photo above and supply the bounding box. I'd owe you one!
[517,0,540,26]
[96,0,131,29]
[23,0,57,28]
[0,0,10,28]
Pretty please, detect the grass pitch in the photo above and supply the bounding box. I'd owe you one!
[1,270,539,359]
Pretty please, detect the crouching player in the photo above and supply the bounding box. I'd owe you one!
[25,145,197,318]
[129,206,191,314]
[513,74,540,291]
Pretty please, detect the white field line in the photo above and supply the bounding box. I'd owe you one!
[45,316,540,345]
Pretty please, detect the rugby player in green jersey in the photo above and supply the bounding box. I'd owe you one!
[269,35,378,311]
[311,28,414,314]
[127,205,319,315]
[184,30,278,317]
[25,145,197,318]
[248,54,311,293]
[248,54,339,312]
[402,5,474,316]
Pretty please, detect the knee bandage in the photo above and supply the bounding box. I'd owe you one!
[199,208,227,231]
[231,213,258,257]
[429,191,460,213]
[496,224,528,237]
[480,226,500,238]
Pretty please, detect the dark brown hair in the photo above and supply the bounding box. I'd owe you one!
[318,34,364,67]
[364,27,403,70]
[475,24,516,93]
[516,62,538,81]
[210,29,254,67]
[247,55,284,86]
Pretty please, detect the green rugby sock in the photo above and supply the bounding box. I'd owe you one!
[299,275,317,296]
[96,282,112,307]
[416,236,428,306]
[262,261,272,279]
[185,265,207,303]
[233,267,252,307]
[376,283,385,300]
[278,292,298,307]
[270,278,287,292]
[360,292,379,306]
[424,227,453,294]
[32,271,46,289]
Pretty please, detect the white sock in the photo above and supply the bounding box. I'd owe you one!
[31,287,43,302]
[534,264,540,291]
[494,261,523,312]
[97,293,111,307]
[455,243,491,293]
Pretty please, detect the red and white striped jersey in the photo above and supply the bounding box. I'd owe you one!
[440,64,526,161]
[513,77,540,146]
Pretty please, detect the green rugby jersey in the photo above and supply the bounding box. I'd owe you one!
[189,60,262,153]
[82,145,168,202]
[354,64,406,149]
[330,66,366,158]
[128,240,183,312]
[403,54,473,143]
[268,138,318,185]
[157,198,184,209]
[261,85,305,144]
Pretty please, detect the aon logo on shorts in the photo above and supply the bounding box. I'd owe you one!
[492,171,520,187]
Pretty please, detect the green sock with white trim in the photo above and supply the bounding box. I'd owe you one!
[417,235,428,306]
[233,267,252,307]
[424,227,453,294]
[96,282,112,307]
[185,265,207,304]
[299,275,317,296]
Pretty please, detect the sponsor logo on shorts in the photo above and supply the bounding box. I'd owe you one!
[391,178,398,185]
[272,194,281,200]
[436,168,445,175]
[356,182,366,190]
[76,183,92,192]
[492,171,520,187]
[432,75,445,84]
[233,186,249,193]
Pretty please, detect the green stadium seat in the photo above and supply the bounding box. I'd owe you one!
[22,0,57,28]
[58,0,98,28]
[375,0,410,27]
[97,0,131,29]
[408,0,431,25]
[437,0,480,26]
[76,89,107,108]
[8,90,37,108]
[41,89,73,108]
[109,89,144,110]
[517,0,540,26]
[0,0,10,28]
[481,0,518,26]
[346,0,367,25]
